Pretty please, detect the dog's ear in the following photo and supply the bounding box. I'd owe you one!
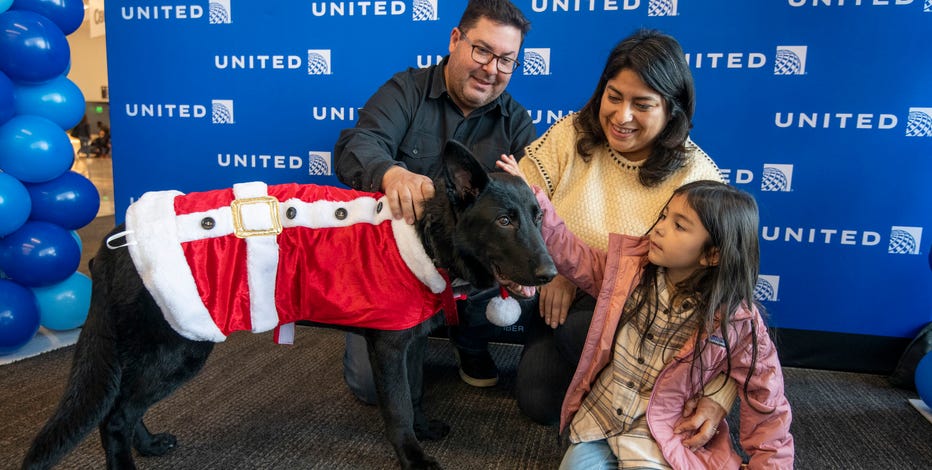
[442,140,489,206]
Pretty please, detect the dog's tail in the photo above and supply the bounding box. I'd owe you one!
[21,260,121,470]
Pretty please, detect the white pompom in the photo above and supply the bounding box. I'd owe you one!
[486,293,521,327]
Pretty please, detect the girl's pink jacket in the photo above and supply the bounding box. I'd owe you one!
[533,187,794,469]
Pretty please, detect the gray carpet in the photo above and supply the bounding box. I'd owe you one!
[2,329,931,469]
[1,216,928,469]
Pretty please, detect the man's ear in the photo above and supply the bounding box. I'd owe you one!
[701,247,720,267]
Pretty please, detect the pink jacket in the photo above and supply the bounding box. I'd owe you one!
[534,188,794,469]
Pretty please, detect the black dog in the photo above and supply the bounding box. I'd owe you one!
[21,141,556,470]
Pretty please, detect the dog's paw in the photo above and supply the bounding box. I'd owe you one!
[414,419,450,441]
[134,432,177,456]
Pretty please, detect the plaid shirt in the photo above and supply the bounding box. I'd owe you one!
[570,270,697,468]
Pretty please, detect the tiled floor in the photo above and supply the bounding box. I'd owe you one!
[69,138,115,218]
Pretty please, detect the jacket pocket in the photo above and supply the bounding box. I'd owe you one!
[399,130,442,161]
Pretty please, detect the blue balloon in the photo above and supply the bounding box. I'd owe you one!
[26,170,99,230]
[31,270,90,330]
[0,114,74,183]
[0,220,80,287]
[0,71,13,126]
[0,279,40,354]
[917,352,932,408]
[70,229,81,253]
[0,171,32,236]
[13,75,85,129]
[11,0,85,36]
[0,10,70,83]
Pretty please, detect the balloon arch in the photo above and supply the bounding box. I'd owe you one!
[0,0,98,354]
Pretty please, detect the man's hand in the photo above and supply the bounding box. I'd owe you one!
[538,275,576,328]
[673,396,728,451]
[381,166,435,224]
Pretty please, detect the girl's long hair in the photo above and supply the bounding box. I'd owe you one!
[622,180,770,411]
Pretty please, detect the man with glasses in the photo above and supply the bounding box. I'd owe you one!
[334,0,534,404]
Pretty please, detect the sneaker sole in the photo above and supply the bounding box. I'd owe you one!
[458,369,498,388]
[453,348,499,387]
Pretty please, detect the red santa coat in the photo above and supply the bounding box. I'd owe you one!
[122,181,449,343]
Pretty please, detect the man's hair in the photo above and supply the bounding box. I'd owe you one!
[458,0,531,41]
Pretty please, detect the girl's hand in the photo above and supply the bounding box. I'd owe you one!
[673,396,728,451]
[496,154,528,183]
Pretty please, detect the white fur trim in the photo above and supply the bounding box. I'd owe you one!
[233,182,280,333]
[126,190,227,342]
[391,212,446,294]
[280,194,389,228]
[486,295,521,327]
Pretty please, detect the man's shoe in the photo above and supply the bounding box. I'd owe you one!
[454,347,499,387]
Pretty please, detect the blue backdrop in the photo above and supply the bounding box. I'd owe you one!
[105,0,932,369]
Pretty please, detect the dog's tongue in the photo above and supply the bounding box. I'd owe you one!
[498,279,537,299]
[514,284,536,298]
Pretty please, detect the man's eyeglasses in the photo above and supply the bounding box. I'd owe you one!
[458,29,520,74]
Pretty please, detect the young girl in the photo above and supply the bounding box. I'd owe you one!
[499,156,794,469]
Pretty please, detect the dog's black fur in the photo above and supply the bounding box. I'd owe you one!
[21,141,556,470]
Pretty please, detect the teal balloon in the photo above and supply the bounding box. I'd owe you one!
[0,10,69,83]
[0,220,80,287]
[0,172,32,237]
[0,114,74,183]
[0,71,13,125]
[26,170,99,230]
[32,270,90,330]
[11,0,86,36]
[14,75,85,129]
[0,0,12,13]
[0,278,40,354]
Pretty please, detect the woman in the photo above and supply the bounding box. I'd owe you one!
[515,30,734,442]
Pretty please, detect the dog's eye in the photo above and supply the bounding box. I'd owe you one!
[497,216,512,227]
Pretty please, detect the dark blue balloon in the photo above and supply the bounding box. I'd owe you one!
[0,10,70,83]
[13,75,85,129]
[0,279,40,354]
[11,0,85,36]
[26,170,100,230]
[0,171,32,237]
[0,114,74,183]
[0,70,13,126]
[0,220,80,287]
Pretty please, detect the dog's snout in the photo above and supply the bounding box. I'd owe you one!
[535,263,557,285]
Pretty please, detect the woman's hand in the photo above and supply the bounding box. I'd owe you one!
[538,275,576,328]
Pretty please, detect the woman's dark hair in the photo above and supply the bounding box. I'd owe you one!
[575,29,695,187]
[458,0,531,42]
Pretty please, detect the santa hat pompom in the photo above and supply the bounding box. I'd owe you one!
[486,286,521,327]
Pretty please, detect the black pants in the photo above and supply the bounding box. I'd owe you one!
[515,294,597,426]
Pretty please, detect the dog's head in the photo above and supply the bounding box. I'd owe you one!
[424,140,556,298]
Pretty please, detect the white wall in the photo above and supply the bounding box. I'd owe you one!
[66,7,108,103]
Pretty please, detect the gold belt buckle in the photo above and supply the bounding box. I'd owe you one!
[230,196,282,238]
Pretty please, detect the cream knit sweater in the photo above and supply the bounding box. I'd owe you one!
[520,113,724,251]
